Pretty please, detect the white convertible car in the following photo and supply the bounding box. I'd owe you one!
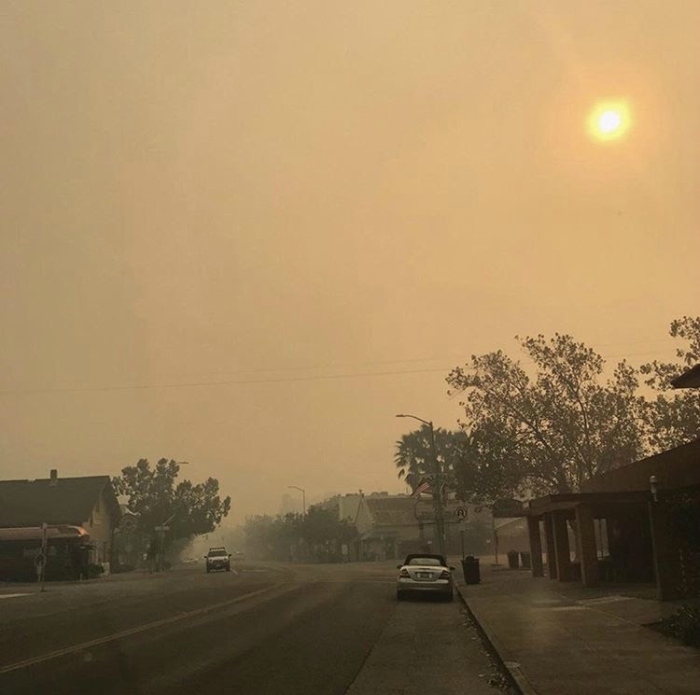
[396,553,455,601]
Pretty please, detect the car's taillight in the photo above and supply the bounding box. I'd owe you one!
[439,570,450,579]
[399,568,410,578]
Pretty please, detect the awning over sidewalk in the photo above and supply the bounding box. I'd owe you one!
[526,490,650,516]
[522,490,654,590]
[0,525,90,542]
[522,440,700,599]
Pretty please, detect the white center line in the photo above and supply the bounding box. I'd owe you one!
[0,582,292,675]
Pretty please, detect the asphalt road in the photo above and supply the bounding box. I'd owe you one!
[0,562,503,695]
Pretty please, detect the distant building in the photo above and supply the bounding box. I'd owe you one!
[278,493,304,516]
[338,493,363,522]
[351,492,491,560]
[0,470,120,570]
[493,517,530,554]
[317,492,364,524]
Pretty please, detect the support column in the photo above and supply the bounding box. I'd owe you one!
[527,515,544,577]
[543,513,557,579]
[552,511,573,582]
[648,501,682,600]
[575,505,599,587]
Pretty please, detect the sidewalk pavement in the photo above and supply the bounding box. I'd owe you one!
[457,564,700,695]
[346,596,499,695]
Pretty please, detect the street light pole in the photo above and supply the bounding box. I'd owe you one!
[396,414,447,558]
[288,485,306,515]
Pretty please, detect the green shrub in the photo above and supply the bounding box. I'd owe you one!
[657,605,700,648]
[87,563,105,579]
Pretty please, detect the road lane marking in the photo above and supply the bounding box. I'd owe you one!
[0,593,31,600]
[0,582,293,675]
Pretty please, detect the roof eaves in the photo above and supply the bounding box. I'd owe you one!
[671,364,700,389]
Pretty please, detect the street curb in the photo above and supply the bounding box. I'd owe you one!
[456,585,540,695]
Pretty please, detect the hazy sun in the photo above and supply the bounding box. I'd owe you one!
[588,101,631,142]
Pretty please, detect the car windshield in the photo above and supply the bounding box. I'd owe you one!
[209,550,227,557]
[407,558,442,567]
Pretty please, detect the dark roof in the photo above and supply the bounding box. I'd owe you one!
[672,364,700,389]
[580,438,700,494]
[365,497,418,526]
[527,490,650,516]
[0,476,119,528]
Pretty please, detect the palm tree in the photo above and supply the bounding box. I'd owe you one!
[394,425,466,493]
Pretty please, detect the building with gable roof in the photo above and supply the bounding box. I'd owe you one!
[0,469,120,571]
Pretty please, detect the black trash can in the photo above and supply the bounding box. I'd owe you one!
[461,555,480,585]
[507,550,519,569]
[520,551,531,569]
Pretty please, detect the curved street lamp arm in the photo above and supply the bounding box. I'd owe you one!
[395,413,433,428]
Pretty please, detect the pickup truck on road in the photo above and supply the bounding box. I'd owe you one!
[204,547,231,573]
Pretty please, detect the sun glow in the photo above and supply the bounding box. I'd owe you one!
[588,101,631,142]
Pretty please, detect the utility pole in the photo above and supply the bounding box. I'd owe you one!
[39,522,48,592]
[491,513,500,566]
[427,420,447,559]
[396,414,447,558]
[154,513,175,572]
[287,485,307,562]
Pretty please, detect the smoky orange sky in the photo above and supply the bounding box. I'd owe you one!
[1,1,698,523]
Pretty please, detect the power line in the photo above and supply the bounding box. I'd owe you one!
[0,348,678,398]
[0,366,455,397]
[151,340,677,380]
[169,353,472,380]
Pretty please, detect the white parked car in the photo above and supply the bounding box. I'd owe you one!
[396,554,455,601]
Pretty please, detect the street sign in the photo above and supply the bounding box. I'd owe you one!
[455,507,467,519]
[492,498,525,518]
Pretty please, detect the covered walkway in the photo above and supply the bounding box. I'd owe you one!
[525,491,654,589]
[524,438,700,599]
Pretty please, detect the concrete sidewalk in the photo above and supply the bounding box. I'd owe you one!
[457,566,700,695]
[346,596,500,695]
